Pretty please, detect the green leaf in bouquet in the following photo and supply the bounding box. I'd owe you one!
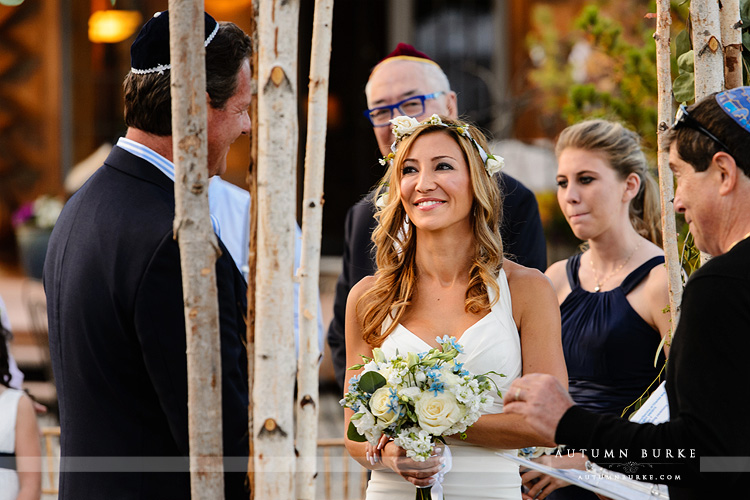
[373,348,386,363]
[347,421,367,442]
[407,351,419,368]
[348,364,365,371]
[359,370,387,393]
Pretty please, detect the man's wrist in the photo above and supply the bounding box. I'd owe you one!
[554,405,601,447]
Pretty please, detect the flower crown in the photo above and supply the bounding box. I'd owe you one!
[378,114,504,176]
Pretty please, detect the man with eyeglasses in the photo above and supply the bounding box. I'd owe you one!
[327,43,547,393]
[502,87,750,500]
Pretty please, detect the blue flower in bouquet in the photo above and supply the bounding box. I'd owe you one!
[436,335,464,354]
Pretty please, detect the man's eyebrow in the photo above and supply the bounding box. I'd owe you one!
[371,89,421,107]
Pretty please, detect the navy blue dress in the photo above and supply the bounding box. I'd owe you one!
[546,254,666,500]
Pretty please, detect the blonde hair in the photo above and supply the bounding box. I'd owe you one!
[358,119,504,347]
[555,120,662,246]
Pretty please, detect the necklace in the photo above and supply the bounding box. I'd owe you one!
[589,240,642,292]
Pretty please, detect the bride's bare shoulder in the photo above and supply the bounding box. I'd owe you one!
[503,260,556,300]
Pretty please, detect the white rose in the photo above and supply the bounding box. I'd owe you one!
[485,154,504,176]
[390,116,420,138]
[370,387,400,427]
[415,392,466,435]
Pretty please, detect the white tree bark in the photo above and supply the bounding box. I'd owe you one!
[254,1,300,499]
[168,0,224,498]
[691,0,724,265]
[295,0,334,498]
[691,0,725,99]
[719,0,743,89]
[247,0,259,495]
[653,0,682,349]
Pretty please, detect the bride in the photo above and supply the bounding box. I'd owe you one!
[343,115,568,499]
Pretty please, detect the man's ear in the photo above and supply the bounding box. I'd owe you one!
[623,172,641,202]
[446,91,458,120]
[713,151,739,196]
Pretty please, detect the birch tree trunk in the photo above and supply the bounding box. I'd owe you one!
[295,0,334,497]
[720,0,743,89]
[691,0,725,99]
[254,1,300,499]
[247,0,260,495]
[168,1,224,498]
[691,0,724,265]
[654,0,682,348]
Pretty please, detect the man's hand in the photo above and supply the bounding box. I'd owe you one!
[503,373,574,445]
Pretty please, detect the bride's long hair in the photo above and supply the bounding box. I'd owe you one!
[359,119,504,347]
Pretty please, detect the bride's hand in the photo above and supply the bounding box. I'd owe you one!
[366,434,391,466]
[380,441,444,487]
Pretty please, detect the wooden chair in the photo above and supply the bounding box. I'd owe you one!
[21,278,57,412]
[40,426,60,495]
[317,437,368,500]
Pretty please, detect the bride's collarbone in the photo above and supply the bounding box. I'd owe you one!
[401,295,489,341]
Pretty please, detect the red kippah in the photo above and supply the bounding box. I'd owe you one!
[382,43,433,62]
[371,42,440,75]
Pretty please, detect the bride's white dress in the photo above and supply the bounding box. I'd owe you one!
[367,269,523,500]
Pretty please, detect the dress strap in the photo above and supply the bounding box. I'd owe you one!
[619,256,665,295]
[565,254,583,289]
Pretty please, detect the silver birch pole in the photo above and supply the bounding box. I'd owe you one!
[295,0,334,497]
[691,0,725,99]
[168,0,224,498]
[654,0,682,348]
[254,0,300,498]
[247,1,260,495]
[720,0,744,89]
[691,0,724,265]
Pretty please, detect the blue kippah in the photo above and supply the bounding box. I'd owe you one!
[130,10,219,75]
[715,86,750,135]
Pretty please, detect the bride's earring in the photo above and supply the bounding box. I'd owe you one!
[405,213,410,225]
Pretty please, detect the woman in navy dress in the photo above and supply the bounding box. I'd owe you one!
[522,120,671,500]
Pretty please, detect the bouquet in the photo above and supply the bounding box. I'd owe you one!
[340,335,503,499]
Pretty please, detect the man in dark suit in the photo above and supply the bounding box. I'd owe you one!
[327,44,547,393]
[44,12,252,499]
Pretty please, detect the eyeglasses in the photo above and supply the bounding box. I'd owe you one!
[673,104,731,152]
[363,92,446,127]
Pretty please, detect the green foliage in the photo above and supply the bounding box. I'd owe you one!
[527,2,661,152]
[347,421,367,442]
[671,0,750,104]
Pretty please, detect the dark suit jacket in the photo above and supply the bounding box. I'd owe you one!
[327,173,547,392]
[44,146,249,499]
